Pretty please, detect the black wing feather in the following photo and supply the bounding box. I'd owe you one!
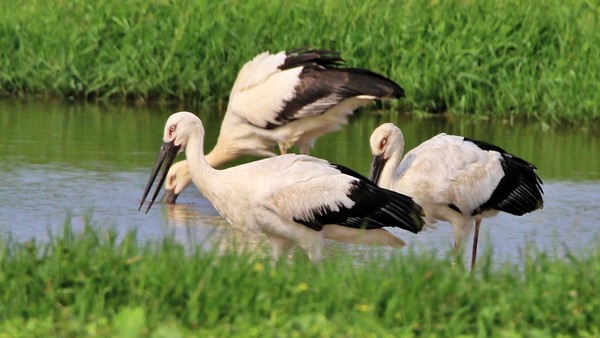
[280,48,345,70]
[263,49,405,129]
[464,138,544,216]
[293,164,425,234]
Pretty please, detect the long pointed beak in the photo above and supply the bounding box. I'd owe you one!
[369,154,387,185]
[161,189,180,204]
[138,140,181,213]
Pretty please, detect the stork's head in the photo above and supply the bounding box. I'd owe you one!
[139,111,202,213]
[368,123,404,184]
[161,160,191,204]
[163,111,202,149]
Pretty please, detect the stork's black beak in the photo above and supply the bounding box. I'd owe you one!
[138,140,181,213]
[161,189,180,204]
[369,154,387,185]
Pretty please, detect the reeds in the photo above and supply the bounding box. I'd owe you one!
[1,0,598,124]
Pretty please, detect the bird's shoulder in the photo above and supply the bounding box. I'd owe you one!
[227,154,333,179]
[226,51,305,129]
[410,134,500,165]
[395,134,503,190]
[229,51,288,93]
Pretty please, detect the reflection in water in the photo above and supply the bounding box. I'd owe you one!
[159,182,600,266]
[1,99,599,266]
[391,181,600,265]
[164,203,269,257]
[162,203,418,262]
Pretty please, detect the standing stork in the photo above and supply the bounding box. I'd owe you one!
[161,48,405,203]
[140,112,425,262]
[368,123,544,269]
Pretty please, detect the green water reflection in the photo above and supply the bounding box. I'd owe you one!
[1,99,598,181]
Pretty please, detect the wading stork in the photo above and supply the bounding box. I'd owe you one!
[140,112,425,262]
[161,48,405,203]
[368,123,544,269]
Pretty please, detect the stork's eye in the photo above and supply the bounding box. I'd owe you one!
[168,124,176,137]
[379,137,388,149]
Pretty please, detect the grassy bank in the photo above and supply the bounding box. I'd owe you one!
[0,224,598,337]
[0,0,598,124]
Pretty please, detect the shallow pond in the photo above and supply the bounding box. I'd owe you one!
[1,99,598,265]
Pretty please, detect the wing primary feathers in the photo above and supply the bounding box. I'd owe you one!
[281,48,345,71]
[341,68,405,99]
[267,63,405,130]
[465,137,544,216]
[293,164,425,234]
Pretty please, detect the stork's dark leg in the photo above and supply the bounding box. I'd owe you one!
[471,218,482,270]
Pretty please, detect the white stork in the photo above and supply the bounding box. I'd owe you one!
[140,112,425,262]
[161,48,405,203]
[368,123,544,269]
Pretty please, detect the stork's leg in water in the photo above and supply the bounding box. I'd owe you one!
[451,241,459,267]
[278,144,287,155]
[471,218,482,270]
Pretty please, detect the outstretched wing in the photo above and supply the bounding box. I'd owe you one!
[228,49,404,130]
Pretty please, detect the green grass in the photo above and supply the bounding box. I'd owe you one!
[1,223,598,337]
[0,0,598,125]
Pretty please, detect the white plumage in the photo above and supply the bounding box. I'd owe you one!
[161,48,405,203]
[140,112,425,262]
[369,123,544,268]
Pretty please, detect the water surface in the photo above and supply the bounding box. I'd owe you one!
[1,99,598,265]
